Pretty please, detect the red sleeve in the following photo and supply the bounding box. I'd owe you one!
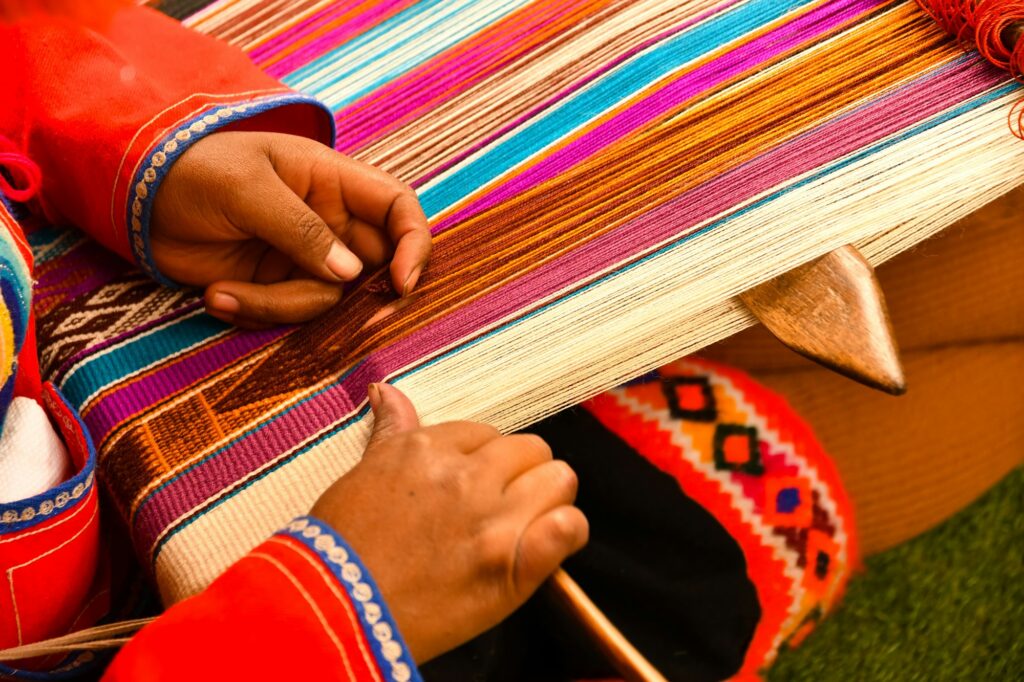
[103,517,421,682]
[0,5,335,285]
[0,383,106,679]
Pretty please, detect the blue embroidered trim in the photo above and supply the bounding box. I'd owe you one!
[0,387,96,534]
[279,516,422,682]
[126,93,337,287]
[0,650,107,680]
[0,191,31,224]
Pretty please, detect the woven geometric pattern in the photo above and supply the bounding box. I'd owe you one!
[583,357,857,677]
[30,0,1022,601]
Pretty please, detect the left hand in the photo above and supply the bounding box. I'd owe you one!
[150,131,431,328]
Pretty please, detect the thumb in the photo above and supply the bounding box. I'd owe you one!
[366,383,420,446]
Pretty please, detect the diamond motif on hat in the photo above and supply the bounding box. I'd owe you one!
[661,375,717,422]
[764,476,813,527]
[712,424,763,475]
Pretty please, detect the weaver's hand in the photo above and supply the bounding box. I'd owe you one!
[151,131,430,327]
[311,383,589,663]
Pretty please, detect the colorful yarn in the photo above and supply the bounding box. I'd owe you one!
[28,0,1024,603]
[916,1,1024,134]
[584,358,857,679]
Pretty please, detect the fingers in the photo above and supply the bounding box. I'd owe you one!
[229,172,364,284]
[366,382,420,446]
[421,421,503,453]
[503,459,578,517]
[345,219,393,271]
[513,506,589,595]
[385,193,432,296]
[205,279,343,326]
[473,434,553,484]
[270,139,432,295]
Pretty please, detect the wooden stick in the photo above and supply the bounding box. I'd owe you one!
[546,568,669,682]
[740,245,906,395]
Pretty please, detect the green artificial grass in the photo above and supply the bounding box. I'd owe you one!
[769,466,1024,682]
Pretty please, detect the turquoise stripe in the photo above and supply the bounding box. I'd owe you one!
[152,83,1017,556]
[286,0,528,109]
[398,82,1017,381]
[27,225,77,264]
[60,313,228,407]
[417,0,814,217]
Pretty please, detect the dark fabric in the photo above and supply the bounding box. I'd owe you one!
[422,407,760,682]
[155,0,220,20]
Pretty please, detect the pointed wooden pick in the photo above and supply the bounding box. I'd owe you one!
[739,245,906,395]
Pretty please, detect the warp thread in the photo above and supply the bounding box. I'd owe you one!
[916,1,1024,136]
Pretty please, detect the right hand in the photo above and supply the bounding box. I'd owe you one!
[151,131,431,328]
[311,383,589,664]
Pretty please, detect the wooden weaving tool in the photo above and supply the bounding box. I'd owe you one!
[547,570,668,682]
[19,0,1024,679]
[548,16,1024,677]
[740,245,905,394]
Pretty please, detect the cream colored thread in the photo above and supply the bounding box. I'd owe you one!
[151,87,1024,603]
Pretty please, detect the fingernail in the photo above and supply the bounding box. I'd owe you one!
[401,265,423,297]
[367,383,382,412]
[326,243,363,281]
[209,292,240,314]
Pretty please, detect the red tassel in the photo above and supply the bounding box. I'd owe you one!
[916,1,1024,137]
[0,136,42,204]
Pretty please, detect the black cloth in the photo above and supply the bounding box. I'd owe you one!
[422,407,760,682]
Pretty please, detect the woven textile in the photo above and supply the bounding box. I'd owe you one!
[581,358,855,678]
[31,0,1024,602]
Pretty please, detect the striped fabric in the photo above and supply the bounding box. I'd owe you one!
[32,0,1024,602]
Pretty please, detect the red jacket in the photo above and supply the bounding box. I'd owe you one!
[0,6,418,681]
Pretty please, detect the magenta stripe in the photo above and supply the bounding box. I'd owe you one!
[82,326,290,446]
[136,56,1001,555]
[248,3,348,61]
[335,0,589,150]
[410,0,743,186]
[35,242,130,312]
[257,0,416,78]
[429,0,882,234]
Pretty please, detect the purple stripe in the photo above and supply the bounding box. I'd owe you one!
[82,326,290,446]
[34,242,129,310]
[429,0,882,234]
[134,56,1002,555]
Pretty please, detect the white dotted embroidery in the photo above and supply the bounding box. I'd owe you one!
[392,663,412,682]
[129,104,255,277]
[290,518,411,682]
[352,582,372,602]
[0,472,94,526]
[381,640,402,662]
